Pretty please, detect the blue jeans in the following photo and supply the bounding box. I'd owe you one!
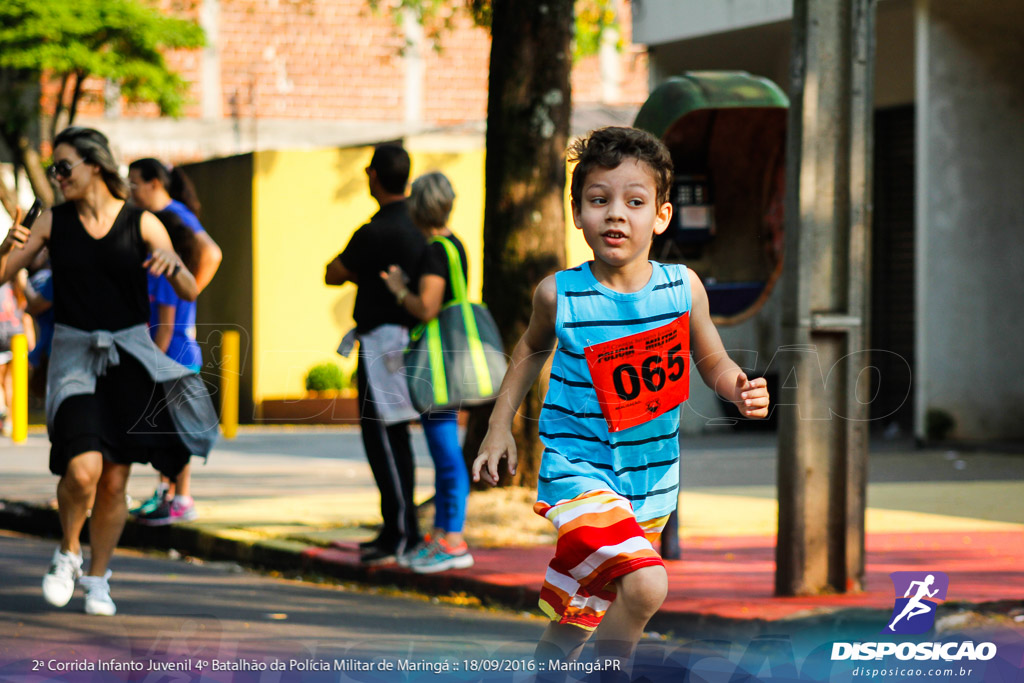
[420,411,469,534]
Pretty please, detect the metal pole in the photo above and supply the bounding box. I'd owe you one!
[10,333,28,443]
[220,330,240,439]
[775,0,875,596]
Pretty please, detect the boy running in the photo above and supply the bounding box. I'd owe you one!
[473,127,770,676]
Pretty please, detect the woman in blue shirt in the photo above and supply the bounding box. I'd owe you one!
[128,160,222,526]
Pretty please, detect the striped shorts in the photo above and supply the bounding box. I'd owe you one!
[534,490,669,631]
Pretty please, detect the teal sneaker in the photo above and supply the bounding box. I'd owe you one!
[410,538,474,574]
[398,536,438,568]
[129,488,167,516]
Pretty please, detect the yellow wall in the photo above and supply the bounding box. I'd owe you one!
[249,145,591,403]
[251,145,488,402]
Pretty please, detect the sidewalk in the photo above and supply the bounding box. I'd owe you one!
[2,428,1022,636]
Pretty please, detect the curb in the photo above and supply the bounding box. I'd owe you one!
[0,498,541,610]
[2,499,996,639]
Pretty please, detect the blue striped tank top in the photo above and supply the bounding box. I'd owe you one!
[537,260,692,522]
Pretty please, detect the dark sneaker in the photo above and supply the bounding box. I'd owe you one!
[360,544,398,566]
[358,533,385,551]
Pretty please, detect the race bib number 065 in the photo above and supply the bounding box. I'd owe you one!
[584,313,690,433]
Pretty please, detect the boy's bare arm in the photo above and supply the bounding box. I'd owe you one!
[473,275,558,486]
[688,270,770,418]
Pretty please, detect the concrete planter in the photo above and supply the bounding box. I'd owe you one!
[259,392,359,425]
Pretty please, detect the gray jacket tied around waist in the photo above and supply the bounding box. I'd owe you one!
[47,323,219,457]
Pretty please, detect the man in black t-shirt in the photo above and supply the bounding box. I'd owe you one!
[325,144,425,564]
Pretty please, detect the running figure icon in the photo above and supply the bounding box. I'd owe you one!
[888,574,939,631]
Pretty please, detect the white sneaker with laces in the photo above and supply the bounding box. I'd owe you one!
[80,571,116,616]
[42,548,83,607]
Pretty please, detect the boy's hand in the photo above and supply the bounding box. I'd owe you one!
[734,372,770,419]
[472,429,518,486]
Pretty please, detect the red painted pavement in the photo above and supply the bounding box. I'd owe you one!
[316,530,1023,622]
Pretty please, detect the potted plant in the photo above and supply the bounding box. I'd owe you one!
[260,362,359,424]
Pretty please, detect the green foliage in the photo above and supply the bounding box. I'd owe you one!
[574,0,621,60]
[305,362,346,393]
[0,0,205,118]
[365,0,618,59]
[365,0,465,48]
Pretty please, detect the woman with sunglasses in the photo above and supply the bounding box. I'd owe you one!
[0,126,218,616]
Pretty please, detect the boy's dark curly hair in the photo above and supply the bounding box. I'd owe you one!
[568,126,674,208]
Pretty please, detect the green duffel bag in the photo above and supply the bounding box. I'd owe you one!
[404,237,508,413]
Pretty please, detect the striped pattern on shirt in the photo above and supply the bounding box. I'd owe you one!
[537,261,691,522]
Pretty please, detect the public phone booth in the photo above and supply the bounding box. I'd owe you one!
[634,71,789,325]
[635,72,788,559]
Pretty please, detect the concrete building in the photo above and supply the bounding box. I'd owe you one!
[632,0,1024,442]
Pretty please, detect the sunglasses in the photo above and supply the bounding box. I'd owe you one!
[47,158,86,180]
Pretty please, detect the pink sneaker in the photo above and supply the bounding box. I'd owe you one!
[135,497,198,526]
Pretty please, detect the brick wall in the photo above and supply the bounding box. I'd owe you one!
[572,3,651,106]
[45,0,648,129]
[422,11,491,125]
[219,0,407,121]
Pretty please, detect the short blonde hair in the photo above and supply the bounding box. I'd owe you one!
[409,171,455,229]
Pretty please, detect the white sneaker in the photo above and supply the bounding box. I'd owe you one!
[80,571,116,616]
[42,548,83,607]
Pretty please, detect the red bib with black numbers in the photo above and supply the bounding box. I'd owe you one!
[584,313,690,433]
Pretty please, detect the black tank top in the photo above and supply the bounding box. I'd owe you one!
[49,201,150,332]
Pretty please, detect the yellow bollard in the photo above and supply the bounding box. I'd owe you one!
[220,329,239,439]
[10,333,28,443]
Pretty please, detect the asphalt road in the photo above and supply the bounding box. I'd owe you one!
[0,531,543,679]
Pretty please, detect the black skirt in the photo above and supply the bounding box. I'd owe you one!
[49,351,192,478]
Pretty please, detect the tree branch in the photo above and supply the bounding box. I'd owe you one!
[49,72,70,143]
[67,71,87,126]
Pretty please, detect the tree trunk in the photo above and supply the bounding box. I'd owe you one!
[474,0,573,488]
[67,71,86,125]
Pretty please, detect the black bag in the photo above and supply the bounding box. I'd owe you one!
[404,237,507,413]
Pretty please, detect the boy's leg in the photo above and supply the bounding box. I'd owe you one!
[593,565,668,675]
[535,622,594,683]
[536,622,593,661]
